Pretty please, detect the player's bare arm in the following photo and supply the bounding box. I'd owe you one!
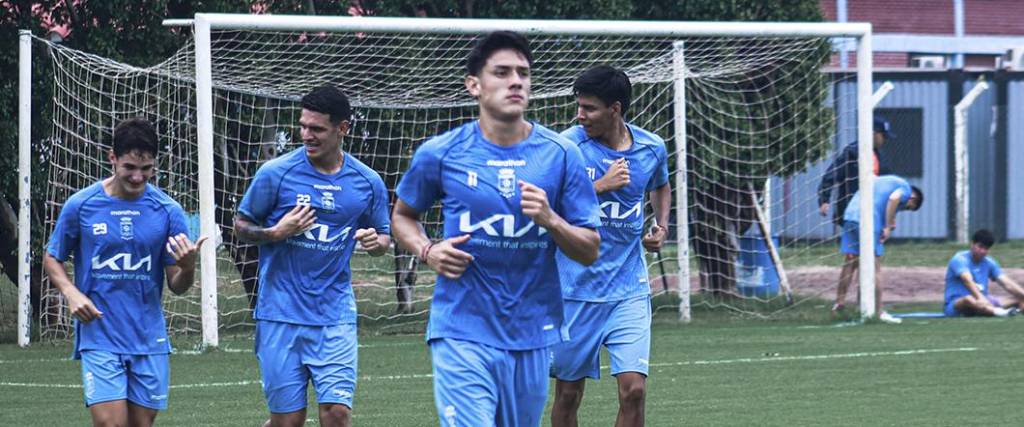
[881,190,903,242]
[995,274,1024,300]
[165,234,209,295]
[391,199,474,279]
[519,180,600,265]
[643,183,671,252]
[355,228,390,257]
[234,204,316,244]
[594,158,630,194]
[42,253,103,322]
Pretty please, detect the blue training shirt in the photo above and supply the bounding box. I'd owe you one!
[396,121,601,350]
[556,124,669,302]
[47,182,189,358]
[944,250,1003,304]
[238,148,391,326]
[843,175,912,225]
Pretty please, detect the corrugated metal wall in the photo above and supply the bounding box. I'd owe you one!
[964,79,999,234]
[1008,80,1024,238]
[765,71,1024,241]
[774,78,949,240]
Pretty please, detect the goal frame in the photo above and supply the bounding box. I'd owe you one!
[18,15,875,348]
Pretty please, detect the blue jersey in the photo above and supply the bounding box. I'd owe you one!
[396,121,601,350]
[47,182,189,358]
[556,124,669,302]
[843,175,912,225]
[238,149,390,326]
[944,250,1003,303]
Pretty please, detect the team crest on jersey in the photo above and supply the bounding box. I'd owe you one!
[119,217,134,240]
[497,168,516,198]
[321,192,335,211]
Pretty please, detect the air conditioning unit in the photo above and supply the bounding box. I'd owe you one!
[910,55,946,69]
[1001,47,1024,70]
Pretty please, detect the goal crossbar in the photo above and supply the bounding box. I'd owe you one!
[164,14,870,38]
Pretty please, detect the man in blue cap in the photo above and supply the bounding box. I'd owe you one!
[818,116,893,227]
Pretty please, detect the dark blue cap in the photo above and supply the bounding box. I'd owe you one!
[873,117,894,138]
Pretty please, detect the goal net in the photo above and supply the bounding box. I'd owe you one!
[25,17,872,344]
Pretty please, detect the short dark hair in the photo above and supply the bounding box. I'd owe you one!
[465,31,532,77]
[112,117,159,158]
[972,229,996,247]
[909,185,924,211]
[301,85,351,125]
[573,65,632,115]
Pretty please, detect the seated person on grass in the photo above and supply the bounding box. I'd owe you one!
[944,229,1024,317]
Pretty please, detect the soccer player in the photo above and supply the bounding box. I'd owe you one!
[549,65,670,427]
[818,117,893,226]
[390,31,601,427]
[42,117,206,427]
[834,175,923,323]
[944,229,1024,317]
[233,85,391,427]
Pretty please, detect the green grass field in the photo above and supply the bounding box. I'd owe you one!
[2,310,1022,426]
[3,241,1024,425]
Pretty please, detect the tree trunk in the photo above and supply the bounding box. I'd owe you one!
[689,179,757,298]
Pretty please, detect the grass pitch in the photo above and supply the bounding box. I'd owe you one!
[2,311,1022,426]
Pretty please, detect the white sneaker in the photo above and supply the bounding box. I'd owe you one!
[878,311,903,324]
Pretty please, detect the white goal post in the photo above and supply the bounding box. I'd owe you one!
[19,15,875,348]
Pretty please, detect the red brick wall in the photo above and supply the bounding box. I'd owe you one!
[964,54,997,68]
[965,0,1024,35]
[820,0,1024,36]
[821,0,837,20]
[829,52,909,68]
[845,0,954,34]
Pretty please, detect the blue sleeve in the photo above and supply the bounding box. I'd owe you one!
[949,255,970,278]
[47,199,81,262]
[647,143,670,192]
[988,258,1003,279]
[395,142,443,213]
[163,204,191,267]
[238,166,278,224]
[359,173,392,234]
[557,144,602,229]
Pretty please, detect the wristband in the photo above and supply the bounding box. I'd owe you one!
[418,242,435,263]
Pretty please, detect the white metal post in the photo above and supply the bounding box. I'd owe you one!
[954,81,989,243]
[871,81,895,107]
[673,41,691,323]
[763,178,772,234]
[194,16,219,348]
[856,32,876,319]
[18,30,32,347]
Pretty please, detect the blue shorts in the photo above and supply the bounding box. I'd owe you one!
[430,338,549,427]
[80,350,169,410]
[840,221,884,257]
[550,295,652,381]
[944,294,1002,317]
[255,320,358,413]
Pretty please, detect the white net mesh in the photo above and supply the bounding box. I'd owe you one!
[35,25,862,341]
